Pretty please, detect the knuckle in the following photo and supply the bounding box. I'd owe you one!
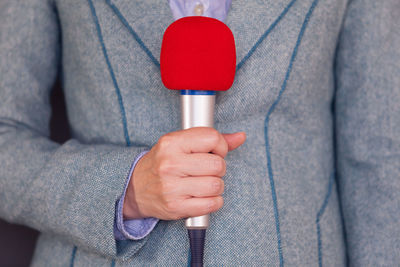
[158,134,174,150]
[218,179,225,194]
[221,163,227,176]
[212,158,226,175]
[221,140,229,156]
[207,197,223,212]
[214,197,224,210]
[221,146,228,158]
[211,179,224,194]
[157,158,175,176]
[208,128,221,145]
[163,199,178,214]
[207,200,216,211]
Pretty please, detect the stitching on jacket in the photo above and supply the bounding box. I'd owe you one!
[88,0,131,146]
[264,0,320,266]
[105,0,161,69]
[236,0,298,71]
[187,249,191,267]
[316,171,335,267]
[70,246,77,267]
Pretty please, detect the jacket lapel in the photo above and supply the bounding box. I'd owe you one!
[227,0,296,69]
[106,0,297,69]
[105,0,173,66]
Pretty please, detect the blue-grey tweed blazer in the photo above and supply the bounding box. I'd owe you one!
[0,0,399,266]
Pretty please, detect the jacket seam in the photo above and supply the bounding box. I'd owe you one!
[70,246,77,267]
[264,0,321,266]
[316,171,335,267]
[87,0,132,146]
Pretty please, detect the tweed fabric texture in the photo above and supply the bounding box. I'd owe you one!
[0,0,399,266]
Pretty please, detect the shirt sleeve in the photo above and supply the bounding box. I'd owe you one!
[335,0,400,265]
[114,151,159,240]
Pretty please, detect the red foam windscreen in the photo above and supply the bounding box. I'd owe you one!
[160,16,236,91]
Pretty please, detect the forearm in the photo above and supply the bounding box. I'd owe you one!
[0,125,148,256]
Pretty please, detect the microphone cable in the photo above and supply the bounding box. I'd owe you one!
[188,229,206,267]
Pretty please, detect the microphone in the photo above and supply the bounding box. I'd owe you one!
[161,16,236,266]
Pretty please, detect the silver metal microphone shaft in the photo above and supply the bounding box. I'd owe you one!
[181,93,215,229]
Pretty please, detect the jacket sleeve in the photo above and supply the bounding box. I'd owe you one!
[0,0,150,258]
[335,0,400,265]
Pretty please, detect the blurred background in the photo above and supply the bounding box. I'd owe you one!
[0,80,70,266]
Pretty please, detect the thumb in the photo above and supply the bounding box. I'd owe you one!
[222,132,246,152]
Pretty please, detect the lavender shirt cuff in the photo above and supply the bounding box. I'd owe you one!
[114,150,159,240]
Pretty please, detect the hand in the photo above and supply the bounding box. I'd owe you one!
[123,127,246,220]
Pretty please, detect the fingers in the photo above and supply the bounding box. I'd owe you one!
[183,196,224,217]
[177,196,224,219]
[155,177,225,220]
[154,130,245,178]
[156,128,246,158]
[183,128,229,157]
[179,153,226,177]
[161,127,229,158]
[177,176,224,197]
[177,128,246,154]
[222,132,246,151]
[154,153,226,179]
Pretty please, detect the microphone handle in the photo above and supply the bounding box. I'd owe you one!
[180,90,216,230]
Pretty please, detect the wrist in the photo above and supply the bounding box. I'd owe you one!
[122,151,149,220]
[123,182,143,219]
